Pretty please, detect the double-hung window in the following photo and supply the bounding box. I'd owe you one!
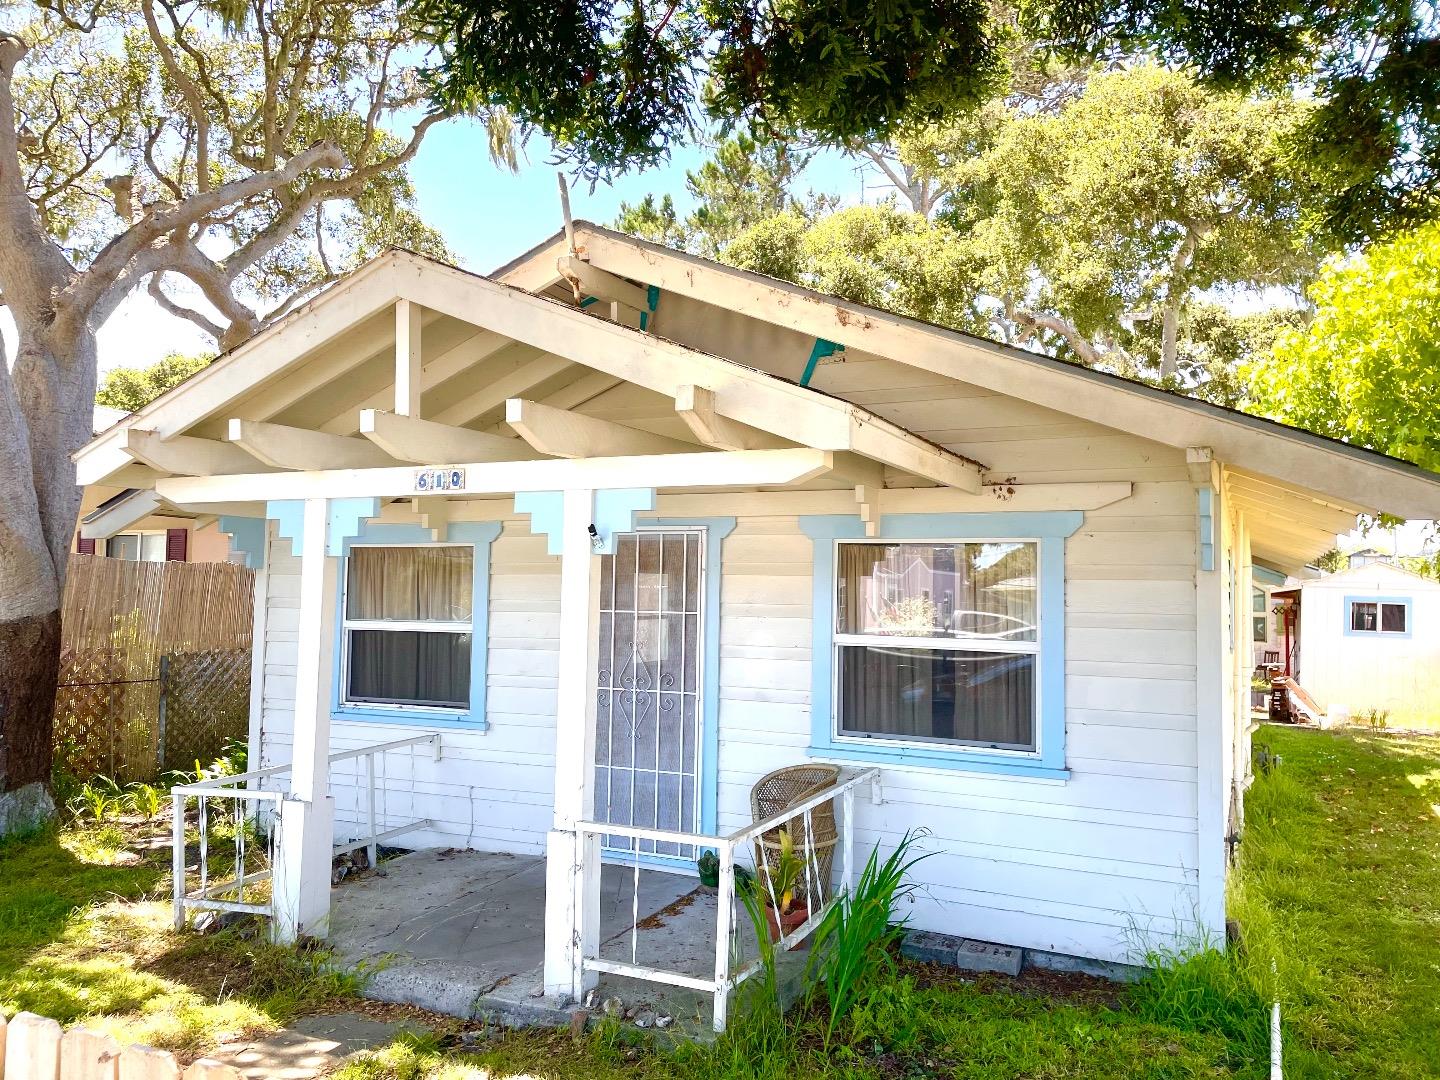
[342,545,474,710]
[1348,598,1408,636]
[833,540,1039,752]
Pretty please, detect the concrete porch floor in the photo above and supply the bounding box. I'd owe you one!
[327,848,782,1030]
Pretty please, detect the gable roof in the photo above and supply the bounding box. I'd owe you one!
[497,223,1440,521]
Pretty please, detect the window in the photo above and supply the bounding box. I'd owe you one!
[107,532,166,561]
[833,541,1038,752]
[1348,598,1409,636]
[342,546,474,709]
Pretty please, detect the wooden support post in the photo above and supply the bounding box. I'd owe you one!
[395,299,424,417]
[273,497,339,944]
[542,488,602,1001]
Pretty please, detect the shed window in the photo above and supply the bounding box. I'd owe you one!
[1349,599,1408,635]
[834,541,1038,752]
[343,546,473,709]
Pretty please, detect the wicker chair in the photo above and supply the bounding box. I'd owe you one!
[750,763,842,906]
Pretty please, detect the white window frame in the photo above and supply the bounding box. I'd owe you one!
[1347,598,1409,636]
[830,537,1042,756]
[339,542,474,713]
[107,531,168,562]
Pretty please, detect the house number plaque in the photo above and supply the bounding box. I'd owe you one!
[414,467,465,493]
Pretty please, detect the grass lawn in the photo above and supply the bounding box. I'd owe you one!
[4,725,1438,1078]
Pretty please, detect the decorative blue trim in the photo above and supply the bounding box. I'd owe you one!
[799,338,844,387]
[515,489,656,555]
[1196,488,1216,572]
[800,511,1082,779]
[331,519,502,730]
[219,516,267,569]
[1342,594,1413,639]
[579,295,599,309]
[641,516,737,835]
[328,498,382,556]
[267,499,306,557]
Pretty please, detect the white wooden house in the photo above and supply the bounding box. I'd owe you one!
[72,225,1440,1016]
[1289,563,1440,727]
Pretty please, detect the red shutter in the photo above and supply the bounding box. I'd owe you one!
[76,532,96,556]
[165,528,189,561]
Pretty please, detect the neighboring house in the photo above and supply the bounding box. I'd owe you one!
[1288,563,1440,727]
[70,226,1440,1011]
[1347,547,1391,569]
[76,408,235,563]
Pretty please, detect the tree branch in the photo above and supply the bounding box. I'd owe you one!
[1003,296,1104,367]
[147,271,224,338]
[68,138,346,332]
[141,0,211,192]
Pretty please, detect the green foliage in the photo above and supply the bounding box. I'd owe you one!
[1021,0,1440,243]
[616,134,828,258]
[410,0,1006,180]
[95,353,213,413]
[124,783,164,821]
[1248,222,1440,471]
[807,830,930,1047]
[1313,549,1348,574]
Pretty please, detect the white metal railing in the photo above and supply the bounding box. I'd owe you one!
[576,767,880,1032]
[171,733,442,930]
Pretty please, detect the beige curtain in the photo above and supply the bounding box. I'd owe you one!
[347,547,473,622]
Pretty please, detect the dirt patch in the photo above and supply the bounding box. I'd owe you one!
[634,888,699,930]
[900,958,1129,1009]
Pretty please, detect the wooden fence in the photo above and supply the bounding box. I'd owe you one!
[54,556,256,784]
[0,1012,242,1080]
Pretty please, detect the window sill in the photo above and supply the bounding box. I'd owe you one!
[333,705,488,732]
[808,740,1068,781]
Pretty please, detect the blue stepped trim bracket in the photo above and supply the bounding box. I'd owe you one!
[1196,488,1216,572]
[800,510,1083,780]
[800,338,844,387]
[218,516,267,569]
[515,488,655,555]
[265,497,380,557]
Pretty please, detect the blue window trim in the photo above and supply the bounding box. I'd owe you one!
[635,516,735,835]
[799,511,1082,781]
[1342,594,1413,639]
[330,520,502,730]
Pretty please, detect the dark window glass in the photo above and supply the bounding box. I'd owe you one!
[1351,602,1378,632]
[1381,603,1407,633]
[347,630,470,708]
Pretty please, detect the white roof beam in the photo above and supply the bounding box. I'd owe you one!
[359,409,534,464]
[155,448,838,503]
[80,489,164,540]
[676,384,787,451]
[430,354,573,427]
[319,329,514,435]
[227,418,396,471]
[558,255,650,312]
[395,299,424,417]
[506,398,696,459]
[125,429,276,477]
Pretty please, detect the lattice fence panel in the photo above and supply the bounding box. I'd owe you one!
[159,649,252,774]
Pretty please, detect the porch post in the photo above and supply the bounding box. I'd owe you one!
[543,487,603,1000]
[274,497,340,943]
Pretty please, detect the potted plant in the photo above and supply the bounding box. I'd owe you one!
[759,831,809,942]
[696,849,720,888]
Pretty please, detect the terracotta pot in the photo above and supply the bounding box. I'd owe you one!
[765,902,809,944]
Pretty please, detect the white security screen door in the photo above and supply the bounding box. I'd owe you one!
[594,529,704,861]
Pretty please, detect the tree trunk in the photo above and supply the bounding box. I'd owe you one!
[0,326,95,835]
[0,611,61,832]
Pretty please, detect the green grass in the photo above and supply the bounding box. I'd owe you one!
[0,817,362,1058]
[9,726,1439,1078]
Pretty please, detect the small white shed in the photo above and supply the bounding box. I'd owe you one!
[1296,563,1440,727]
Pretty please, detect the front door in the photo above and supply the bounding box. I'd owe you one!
[594,528,705,863]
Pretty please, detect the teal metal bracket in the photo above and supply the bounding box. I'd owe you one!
[800,338,844,386]
[638,284,660,331]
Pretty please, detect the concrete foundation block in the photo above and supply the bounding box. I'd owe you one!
[955,939,1024,977]
[899,929,965,966]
